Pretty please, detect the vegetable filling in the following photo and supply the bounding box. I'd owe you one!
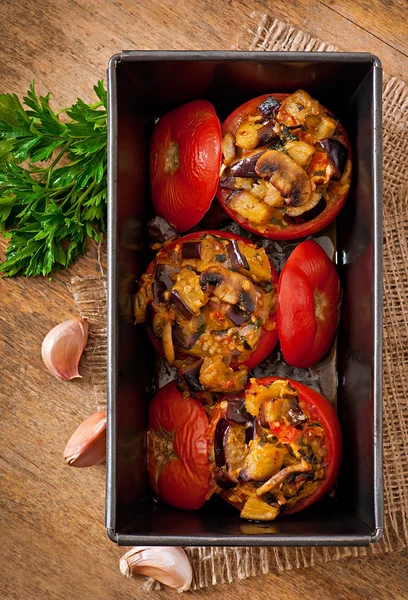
[134,234,277,394]
[220,89,352,231]
[208,379,329,521]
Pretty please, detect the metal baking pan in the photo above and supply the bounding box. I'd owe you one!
[106,51,383,546]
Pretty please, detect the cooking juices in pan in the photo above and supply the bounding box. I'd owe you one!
[134,89,349,521]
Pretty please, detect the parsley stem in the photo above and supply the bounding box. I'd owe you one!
[38,141,72,185]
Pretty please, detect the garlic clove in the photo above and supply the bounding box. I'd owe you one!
[63,410,106,468]
[119,546,192,592]
[41,318,88,380]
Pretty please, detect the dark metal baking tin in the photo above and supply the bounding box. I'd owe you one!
[106,51,383,547]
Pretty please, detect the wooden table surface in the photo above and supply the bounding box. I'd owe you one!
[1,1,407,599]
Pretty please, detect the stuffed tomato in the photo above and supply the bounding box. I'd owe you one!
[207,377,342,521]
[134,231,279,395]
[217,90,352,239]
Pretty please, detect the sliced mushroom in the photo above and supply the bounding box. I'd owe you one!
[162,321,175,365]
[256,460,313,496]
[255,150,312,208]
[200,265,257,313]
[285,192,321,217]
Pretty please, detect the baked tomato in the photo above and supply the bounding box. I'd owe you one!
[147,382,210,510]
[134,231,279,395]
[217,90,352,240]
[278,239,340,368]
[150,100,222,232]
[208,376,342,520]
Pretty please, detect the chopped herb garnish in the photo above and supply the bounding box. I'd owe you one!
[263,281,273,293]
[196,323,207,337]
[215,254,226,262]
[255,317,262,329]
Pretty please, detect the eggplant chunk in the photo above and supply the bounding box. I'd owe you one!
[214,418,247,474]
[172,321,203,350]
[255,150,312,208]
[244,378,297,416]
[240,495,280,521]
[236,243,272,283]
[155,263,181,293]
[278,89,321,125]
[200,356,249,393]
[180,358,204,393]
[284,141,316,168]
[258,95,280,118]
[200,265,257,313]
[258,395,307,428]
[215,467,238,489]
[240,438,288,482]
[226,190,275,225]
[171,269,207,316]
[224,304,250,326]
[226,397,252,425]
[235,120,266,150]
[181,241,202,260]
[230,152,265,177]
[147,216,178,244]
[214,418,230,468]
[222,132,236,166]
[227,240,250,270]
[255,121,279,147]
[305,114,337,140]
[319,138,348,180]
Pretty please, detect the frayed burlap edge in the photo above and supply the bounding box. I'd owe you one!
[69,16,408,590]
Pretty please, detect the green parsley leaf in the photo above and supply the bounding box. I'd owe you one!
[0,80,107,277]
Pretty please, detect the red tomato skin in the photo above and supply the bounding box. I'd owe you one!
[145,230,279,368]
[217,93,351,240]
[277,240,340,368]
[150,100,222,232]
[148,382,210,510]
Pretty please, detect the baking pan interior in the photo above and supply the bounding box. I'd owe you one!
[107,52,382,546]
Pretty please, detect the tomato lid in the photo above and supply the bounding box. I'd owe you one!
[150,99,222,232]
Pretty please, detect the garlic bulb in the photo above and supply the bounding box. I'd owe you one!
[41,318,88,380]
[120,546,192,592]
[63,410,106,468]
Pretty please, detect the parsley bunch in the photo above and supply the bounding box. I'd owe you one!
[0,81,107,277]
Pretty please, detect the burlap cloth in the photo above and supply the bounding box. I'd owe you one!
[69,16,408,590]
